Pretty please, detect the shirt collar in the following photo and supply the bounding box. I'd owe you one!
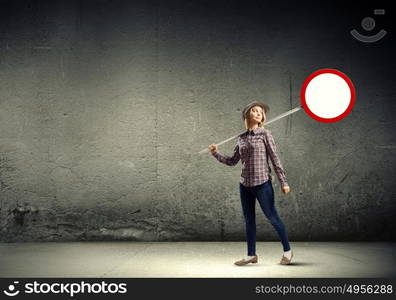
[247,127,261,135]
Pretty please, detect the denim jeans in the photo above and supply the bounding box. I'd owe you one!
[239,180,291,256]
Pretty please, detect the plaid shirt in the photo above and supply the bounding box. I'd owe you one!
[211,127,288,187]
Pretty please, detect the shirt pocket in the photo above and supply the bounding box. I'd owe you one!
[239,140,248,156]
[251,137,265,153]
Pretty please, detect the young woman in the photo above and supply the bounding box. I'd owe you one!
[208,101,293,266]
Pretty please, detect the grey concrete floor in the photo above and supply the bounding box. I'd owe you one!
[0,242,395,278]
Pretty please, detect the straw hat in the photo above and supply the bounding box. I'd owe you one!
[241,101,270,120]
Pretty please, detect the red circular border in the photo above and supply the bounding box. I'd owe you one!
[300,68,356,123]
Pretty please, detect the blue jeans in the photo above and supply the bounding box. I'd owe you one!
[239,180,291,256]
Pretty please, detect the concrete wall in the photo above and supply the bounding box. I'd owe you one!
[1,0,395,242]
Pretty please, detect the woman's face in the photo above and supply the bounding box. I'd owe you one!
[248,106,264,124]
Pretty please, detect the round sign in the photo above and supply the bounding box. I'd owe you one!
[300,69,356,123]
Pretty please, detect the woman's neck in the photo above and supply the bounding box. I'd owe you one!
[248,123,259,131]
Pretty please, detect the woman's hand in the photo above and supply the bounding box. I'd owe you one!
[281,185,290,194]
[208,144,218,153]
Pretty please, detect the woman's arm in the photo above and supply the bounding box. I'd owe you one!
[211,144,241,166]
[264,130,289,188]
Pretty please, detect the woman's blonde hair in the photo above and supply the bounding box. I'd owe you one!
[244,106,266,129]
